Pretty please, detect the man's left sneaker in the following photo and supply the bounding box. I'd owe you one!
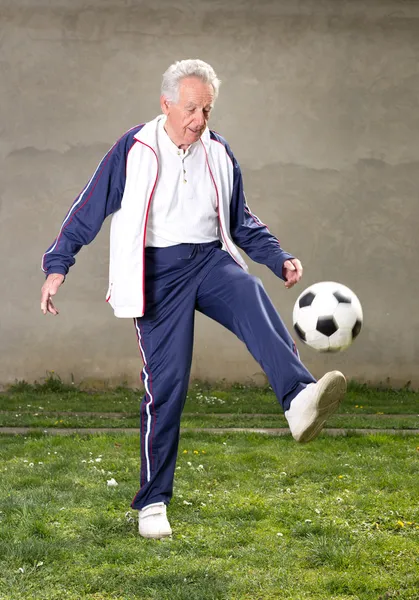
[284,371,347,443]
[138,502,172,539]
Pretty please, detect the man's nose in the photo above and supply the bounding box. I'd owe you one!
[194,111,206,127]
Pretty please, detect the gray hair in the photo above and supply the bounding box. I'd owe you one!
[161,59,221,103]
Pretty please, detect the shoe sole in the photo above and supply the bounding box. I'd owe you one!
[297,371,347,443]
[139,528,172,539]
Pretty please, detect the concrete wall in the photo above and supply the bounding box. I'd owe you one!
[1,0,418,388]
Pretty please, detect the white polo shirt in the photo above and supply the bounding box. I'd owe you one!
[145,117,219,247]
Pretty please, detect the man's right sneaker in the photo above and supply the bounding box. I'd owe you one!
[284,371,347,443]
[138,502,172,539]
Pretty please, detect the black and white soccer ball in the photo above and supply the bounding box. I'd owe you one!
[293,282,363,352]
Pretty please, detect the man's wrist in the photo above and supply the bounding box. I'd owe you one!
[274,253,295,281]
[45,269,67,282]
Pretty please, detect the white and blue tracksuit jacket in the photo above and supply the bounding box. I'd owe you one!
[42,115,293,318]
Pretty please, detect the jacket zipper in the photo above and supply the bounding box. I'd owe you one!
[137,141,160,314]
[200,139,242,268]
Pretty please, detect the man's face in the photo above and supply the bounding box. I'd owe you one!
[161,77,214,148]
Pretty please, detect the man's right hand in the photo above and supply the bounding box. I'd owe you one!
[41,273,65,315]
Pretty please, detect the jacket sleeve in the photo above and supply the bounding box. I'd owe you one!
[41,138,127,277]
[229,152,294,281]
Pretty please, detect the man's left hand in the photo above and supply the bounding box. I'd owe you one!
[282,258,303,289]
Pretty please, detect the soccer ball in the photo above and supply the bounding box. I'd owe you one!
[292,282,363,352]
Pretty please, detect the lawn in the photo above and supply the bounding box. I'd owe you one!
[0,379,418,599]
[0,378,418,432]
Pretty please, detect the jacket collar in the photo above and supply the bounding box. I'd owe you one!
[134,114,211,152]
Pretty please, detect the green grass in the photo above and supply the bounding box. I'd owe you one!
[2,376,419,414]
[0,412,418,431]
[0,431,418,599]
[1,377,418,432]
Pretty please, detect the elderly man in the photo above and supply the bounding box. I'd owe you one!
[41,59,346,539]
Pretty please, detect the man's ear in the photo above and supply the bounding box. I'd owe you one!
[160,95,170,116]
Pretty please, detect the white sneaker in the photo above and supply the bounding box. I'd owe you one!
[138,502,172,539]
[285,371,347,443]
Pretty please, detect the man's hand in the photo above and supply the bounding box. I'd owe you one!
[41,273,65,315]
[282,258,303,289]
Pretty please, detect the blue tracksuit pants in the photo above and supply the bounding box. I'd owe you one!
[131,241,315,510]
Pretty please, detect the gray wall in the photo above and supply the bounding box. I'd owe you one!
[1,0,418,388]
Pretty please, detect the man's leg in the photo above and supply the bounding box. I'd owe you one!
[196,253,315,411]
[196,252,346,441]
[131,242,224,537]
[131,311,194,512]
[131,249,199,513]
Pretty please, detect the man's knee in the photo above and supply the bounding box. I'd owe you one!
[232,272,265,300]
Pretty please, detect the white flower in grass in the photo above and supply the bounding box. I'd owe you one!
[18,567,24,574]
[125,511,135,524]
[36,561,43,568]
[95,458,102,463]
[183,500,192,505]
[315,508,321,514]
[197,465,204,471]
[305,519,312,523]
[23,460,28,463]
[107,478,118,487]
[81,460,87,463]
[277,532,284,537]
[29,463,34,468]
